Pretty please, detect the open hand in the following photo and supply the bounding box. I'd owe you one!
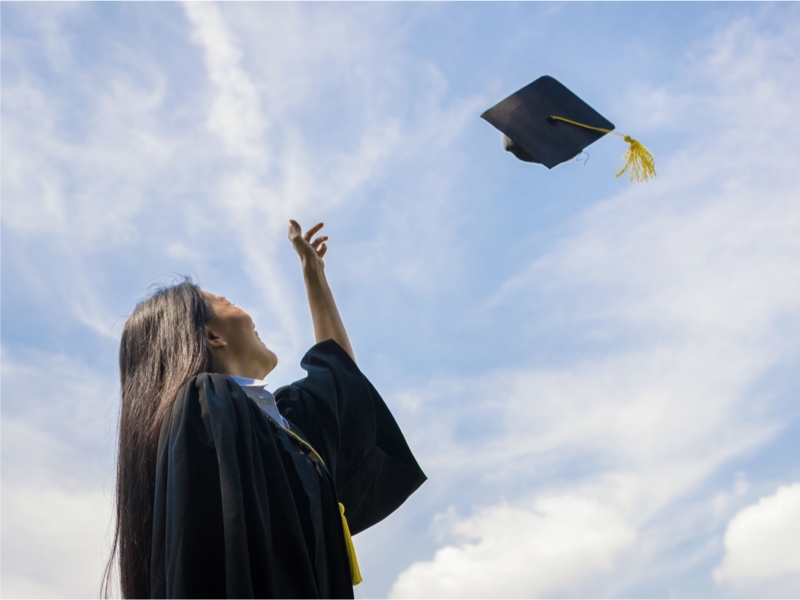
[288,220,328,269]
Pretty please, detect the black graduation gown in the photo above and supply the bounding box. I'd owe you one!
[149,340,426,599]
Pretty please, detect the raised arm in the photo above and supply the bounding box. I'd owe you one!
[288,220,356,363]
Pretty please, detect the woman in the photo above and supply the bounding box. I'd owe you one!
[104,221,426,599]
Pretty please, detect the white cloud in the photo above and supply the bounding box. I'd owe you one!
[0,484,114,599]
[713,483,800,595]
[1,347,118,599]
[390,495,636,598]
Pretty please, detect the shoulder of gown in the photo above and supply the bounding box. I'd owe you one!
[275,339,427,534]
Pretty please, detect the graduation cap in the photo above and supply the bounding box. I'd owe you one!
[481,75,656,182]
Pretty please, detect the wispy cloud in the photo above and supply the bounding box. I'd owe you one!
[178,1,487,362]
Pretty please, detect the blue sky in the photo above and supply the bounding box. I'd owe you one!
[2,2,800,598]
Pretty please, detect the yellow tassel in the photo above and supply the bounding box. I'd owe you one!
[339,503,363,586]
[549,115,656,183]
[615,135,656,183]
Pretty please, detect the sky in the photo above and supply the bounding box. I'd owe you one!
[2,1,800,598]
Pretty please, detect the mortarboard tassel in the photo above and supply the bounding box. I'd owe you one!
[339,503,363,586]
[549,115,657,183]
[615,135,656,183]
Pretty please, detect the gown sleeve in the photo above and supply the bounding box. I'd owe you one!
[275,339,427,535]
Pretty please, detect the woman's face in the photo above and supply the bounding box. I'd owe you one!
[203,291,278,379]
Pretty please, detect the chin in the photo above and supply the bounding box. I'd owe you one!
[262,350,278,375]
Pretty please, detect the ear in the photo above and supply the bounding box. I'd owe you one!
[205,326,227,349]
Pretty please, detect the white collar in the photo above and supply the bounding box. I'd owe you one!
[230,375,289,429]
[230,375,268,388]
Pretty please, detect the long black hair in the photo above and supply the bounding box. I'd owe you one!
[103,279,215,598]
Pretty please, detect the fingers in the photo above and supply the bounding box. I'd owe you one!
[318,243,328,258]
[310,235,328,249]
[304,222,324,242]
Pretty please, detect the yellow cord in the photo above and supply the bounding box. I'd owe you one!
[281,426,363,586]
[282,427,327,465]
[549,115,614,135]
[549,115,657,183]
